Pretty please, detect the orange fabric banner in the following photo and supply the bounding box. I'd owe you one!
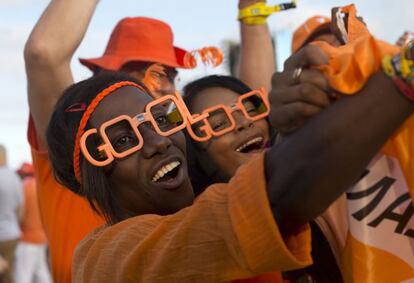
[311,4,414,282]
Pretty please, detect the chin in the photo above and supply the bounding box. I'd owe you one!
[168,182,195,215]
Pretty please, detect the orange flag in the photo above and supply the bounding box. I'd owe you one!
[311,4,414,282]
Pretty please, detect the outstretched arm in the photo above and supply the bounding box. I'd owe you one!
[265,45,414,231]
[238,0,275,91]
[24,0,99,150]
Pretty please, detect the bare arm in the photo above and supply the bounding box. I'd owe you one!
[238,0,275,91]
[265,46,414,231]
[16,205,24,224]
[24,0,99,150]
[0,255,8,274]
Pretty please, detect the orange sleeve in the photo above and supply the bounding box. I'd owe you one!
[27,115,39,150]
[29,116,105,283]
[73,153,312,283]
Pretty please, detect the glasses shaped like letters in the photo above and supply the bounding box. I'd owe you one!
[80,89,269,166]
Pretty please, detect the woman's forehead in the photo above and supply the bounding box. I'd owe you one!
[191,87,240,113]
[90,86,152,126]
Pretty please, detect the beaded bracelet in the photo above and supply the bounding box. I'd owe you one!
[381,44,414,103]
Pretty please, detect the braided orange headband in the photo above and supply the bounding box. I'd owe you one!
[73,81,145,183]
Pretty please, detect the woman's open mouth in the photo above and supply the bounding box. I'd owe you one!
[235,136,265,154]
[152,161,180,182]
[150,159,185,190]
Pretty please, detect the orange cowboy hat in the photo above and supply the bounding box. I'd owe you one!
[79,17,192,72]
[291,15,331,53]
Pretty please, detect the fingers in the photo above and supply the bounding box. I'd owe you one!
[268,44,331,134]
[283,45,329,71]
[269,83,330,133]
[269,101,324,134]
[272,83,330,108]
[271,68,330,91]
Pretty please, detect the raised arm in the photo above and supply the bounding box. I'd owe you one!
[265,45,414,231]
[24,0,99,150]
[238,0,275,91]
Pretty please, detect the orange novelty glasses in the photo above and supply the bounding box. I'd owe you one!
[186,88,270,142]
[80,93,189,167]
[80,88,269,167]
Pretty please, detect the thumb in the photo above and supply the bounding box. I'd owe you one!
[284,45,329,71]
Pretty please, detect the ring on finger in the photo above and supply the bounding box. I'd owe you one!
[292,67,303,84]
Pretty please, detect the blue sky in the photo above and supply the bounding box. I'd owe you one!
[1,0,413,168]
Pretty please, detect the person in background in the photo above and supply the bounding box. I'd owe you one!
[14,163,52,283]
[291,15,340,54]
[0,145,23,283]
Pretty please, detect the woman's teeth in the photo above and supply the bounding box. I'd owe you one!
[152,161,181,182]
[235,137,263,152]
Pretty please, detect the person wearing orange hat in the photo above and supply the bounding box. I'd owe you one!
[23,0,275,283]
[78,16,191,98]
[291,15,340,54]
[15,163,52,283]
[272,15,342,136]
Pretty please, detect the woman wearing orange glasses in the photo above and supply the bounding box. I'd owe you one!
[47,71,313,282]
[182,75,273,194]
[182,75,343,283]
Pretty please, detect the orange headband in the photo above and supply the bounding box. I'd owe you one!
[73,81,145,183]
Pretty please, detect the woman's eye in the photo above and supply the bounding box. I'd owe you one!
[247,107,258,114]
[114,135,136,149]
[155,115,169,125]
[212,120,228,131]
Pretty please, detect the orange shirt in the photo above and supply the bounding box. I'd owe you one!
[73,153,312,283]
[28,118,105,283]
[20,177,48,244]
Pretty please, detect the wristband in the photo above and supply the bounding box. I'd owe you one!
[382,50,414,103]
[238,1,297,25]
